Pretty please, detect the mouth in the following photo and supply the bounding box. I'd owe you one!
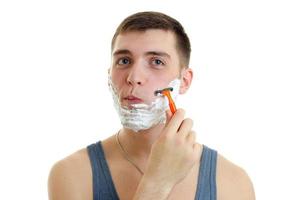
[123,95,144,104]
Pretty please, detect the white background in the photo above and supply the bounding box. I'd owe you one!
[0,0,299,199]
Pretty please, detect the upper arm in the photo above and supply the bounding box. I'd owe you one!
[230,166,255,200]
[217,154,255,200]
[48,160,79,200]
[48,149,92,200]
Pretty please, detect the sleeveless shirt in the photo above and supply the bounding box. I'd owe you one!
[87,141,217,200]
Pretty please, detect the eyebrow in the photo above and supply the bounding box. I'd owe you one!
[113,49,132,56]
[113,49,171,59]
[145,51,171,58]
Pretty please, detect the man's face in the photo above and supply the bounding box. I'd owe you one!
[109,29,182,108]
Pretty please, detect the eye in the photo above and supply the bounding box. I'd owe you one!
[151,58,165,66]
[117,57,131,65]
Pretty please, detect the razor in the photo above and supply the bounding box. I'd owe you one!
[154,87,177,114]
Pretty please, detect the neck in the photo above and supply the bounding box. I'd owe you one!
[118,124,165,163]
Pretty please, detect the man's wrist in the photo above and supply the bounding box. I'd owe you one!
[133,173,175,200]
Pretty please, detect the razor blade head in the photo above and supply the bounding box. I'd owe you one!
[154,87,174,96]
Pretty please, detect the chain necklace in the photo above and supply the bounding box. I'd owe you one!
[115,130,144,175]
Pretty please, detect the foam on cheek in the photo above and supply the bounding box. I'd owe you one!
[108,76,181,132]
[166,78,181,101]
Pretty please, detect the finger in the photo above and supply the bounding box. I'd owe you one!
[164,108,185,135]
[178,118,193,138]
[165,109,173,125]
[186,131,196,144]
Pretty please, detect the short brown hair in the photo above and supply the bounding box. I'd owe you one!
[111,11,191,68]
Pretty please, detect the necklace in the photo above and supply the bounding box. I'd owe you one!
[115,130,144,175]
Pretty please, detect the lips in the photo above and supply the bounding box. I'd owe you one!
[124,95,144,104]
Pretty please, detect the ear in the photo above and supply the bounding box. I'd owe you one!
[179,67,193,94]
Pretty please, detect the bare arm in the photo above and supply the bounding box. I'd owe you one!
[48,160,79,200]
[233,167,256,200]
[48,149,92,200]
[217,155,256,200]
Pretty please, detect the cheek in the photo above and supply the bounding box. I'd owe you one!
[110,71,126,89]
[150,72,179,87]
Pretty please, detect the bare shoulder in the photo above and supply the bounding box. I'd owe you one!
[48,148,92,200]
[216,154,255,200]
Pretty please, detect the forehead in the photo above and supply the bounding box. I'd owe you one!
[112,29,178,57]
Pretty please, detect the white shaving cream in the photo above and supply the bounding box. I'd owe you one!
[108,76,181,132]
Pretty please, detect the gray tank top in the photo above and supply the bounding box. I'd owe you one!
[87,141,217,200]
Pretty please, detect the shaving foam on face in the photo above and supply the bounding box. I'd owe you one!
[108,76,181,132]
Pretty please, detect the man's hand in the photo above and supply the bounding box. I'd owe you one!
[145,108,201,186]
[133,108,202,200]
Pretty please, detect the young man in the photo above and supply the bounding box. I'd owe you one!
[48,11,255,200]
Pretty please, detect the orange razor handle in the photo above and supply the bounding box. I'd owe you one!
[162,90,177,114]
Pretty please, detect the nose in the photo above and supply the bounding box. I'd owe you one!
[126,64,146,86]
